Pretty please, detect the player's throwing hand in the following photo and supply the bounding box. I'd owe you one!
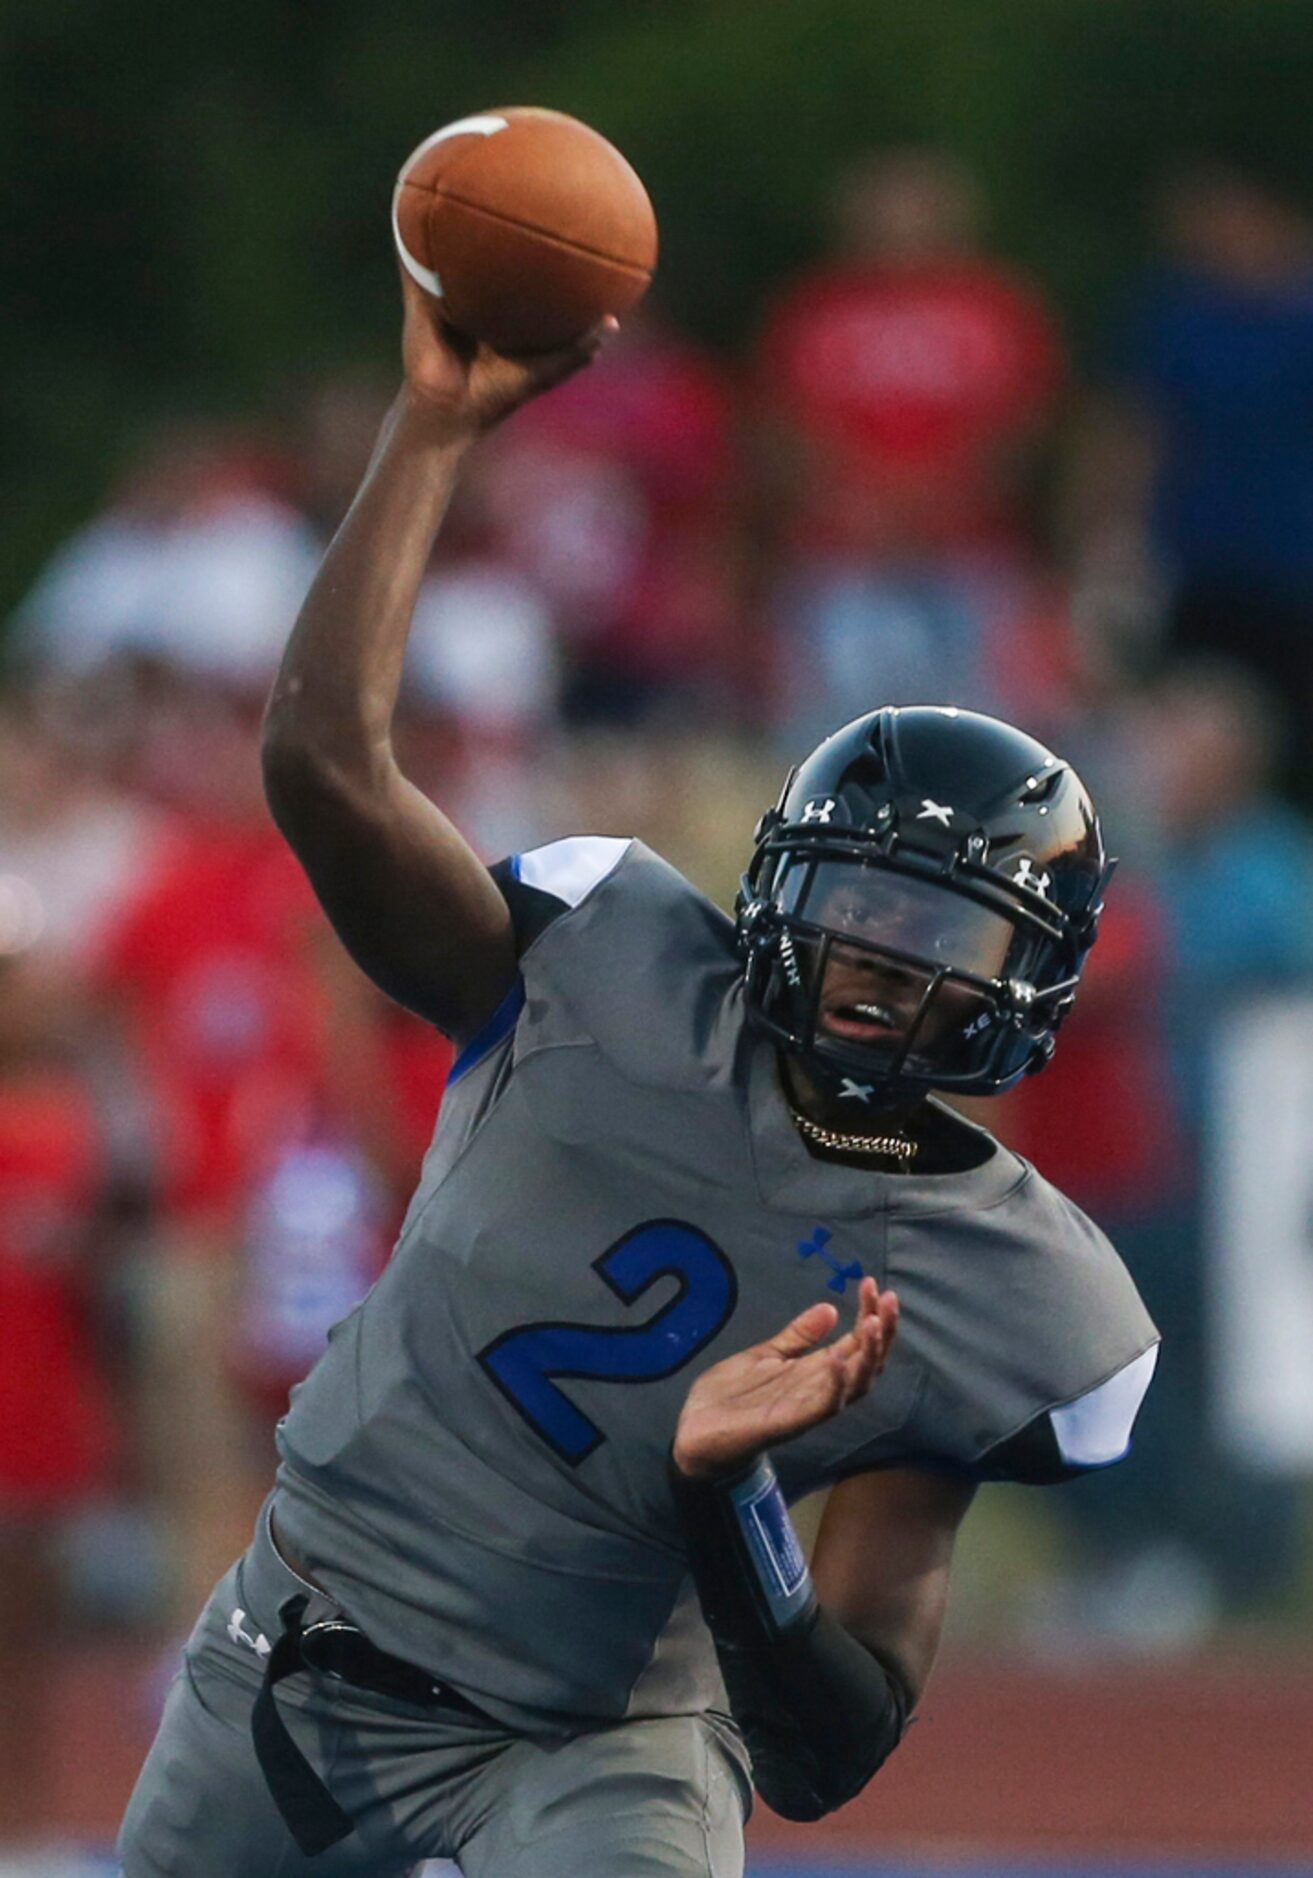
[399,269,616,436]
[672,1277,899,1482]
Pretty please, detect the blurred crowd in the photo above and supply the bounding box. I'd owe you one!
[4,145,1313,1834]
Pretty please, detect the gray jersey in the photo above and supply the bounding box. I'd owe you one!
[274,837,1157,1735]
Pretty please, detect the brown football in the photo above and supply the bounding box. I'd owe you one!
[392,107,658,353]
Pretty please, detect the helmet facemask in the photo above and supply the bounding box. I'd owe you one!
[743,849,1084,1104]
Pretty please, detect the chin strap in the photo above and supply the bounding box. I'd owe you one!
[669,1455,910,1820]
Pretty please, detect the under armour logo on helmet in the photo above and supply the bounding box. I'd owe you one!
[801,798,836,823]
[1013,857,1052,897]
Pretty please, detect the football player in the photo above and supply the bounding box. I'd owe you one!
[119,284,1157,1878]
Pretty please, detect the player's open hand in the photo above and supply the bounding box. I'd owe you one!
[399,270,615,436]
[672,1277,899,1482]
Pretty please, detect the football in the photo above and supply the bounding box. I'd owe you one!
[392,107,658,353]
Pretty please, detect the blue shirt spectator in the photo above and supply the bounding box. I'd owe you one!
[1121,264,1313,606]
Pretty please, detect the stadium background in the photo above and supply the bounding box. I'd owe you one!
[2,1,1312,1871]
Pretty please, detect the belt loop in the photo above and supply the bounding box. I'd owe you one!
[250,1593,356,1856]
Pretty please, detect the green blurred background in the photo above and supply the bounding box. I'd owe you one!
[6,0,1313,615]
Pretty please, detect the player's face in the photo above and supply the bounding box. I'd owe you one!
[783,862,1016,1070]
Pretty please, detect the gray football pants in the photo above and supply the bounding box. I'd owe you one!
[117,1515,752,1878]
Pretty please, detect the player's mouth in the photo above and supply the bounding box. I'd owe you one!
[819,997,905,1043]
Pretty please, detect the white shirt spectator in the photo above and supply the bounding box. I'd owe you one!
[15,496,320,686]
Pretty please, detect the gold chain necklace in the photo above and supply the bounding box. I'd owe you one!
[792,1110,918,1166]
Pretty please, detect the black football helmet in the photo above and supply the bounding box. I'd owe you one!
[737,706,1113,1104]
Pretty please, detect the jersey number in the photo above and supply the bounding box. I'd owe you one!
[477,1220,737,1464]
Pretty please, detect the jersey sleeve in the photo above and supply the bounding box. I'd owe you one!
[973,1342,1159,1484]
[422,832,735,1190]
[484,833,738,1083]
[491,836,634,955]
[399,837,636,1195]
[441,837,634,1092]
[834,1167,1162,1491]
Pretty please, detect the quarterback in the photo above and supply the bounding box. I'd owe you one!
[118,285,1157,1877]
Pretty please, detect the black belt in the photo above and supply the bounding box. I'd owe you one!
[251,1592,489,1856]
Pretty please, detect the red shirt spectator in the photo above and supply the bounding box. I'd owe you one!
[483,309,743,711]
[94,817,323,1231]
[225,923,453,1415]
[757,150,1064,561]
[1000,879,1185,1219]
[0,1061,115,1508]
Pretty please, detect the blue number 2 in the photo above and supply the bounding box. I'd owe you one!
[477,1220,737,1464]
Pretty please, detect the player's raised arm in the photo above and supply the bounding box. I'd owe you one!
[261,279,612,1041]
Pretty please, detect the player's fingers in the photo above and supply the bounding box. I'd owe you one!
[837,1277,884,1351]
[588,314,622,350]
[396,265,466,349]
[865,1291,899,1381]
[837,1286,900,1403]
[826,1278,881,1361]
[855,1280,896,1346]
[494,315,618,392]
[836,1311,884,1403]
[770,1300,839,1359]
[396,260,431,313]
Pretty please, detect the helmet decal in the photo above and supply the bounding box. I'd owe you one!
[916,799,955,826]
[1012,856,1053,897]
